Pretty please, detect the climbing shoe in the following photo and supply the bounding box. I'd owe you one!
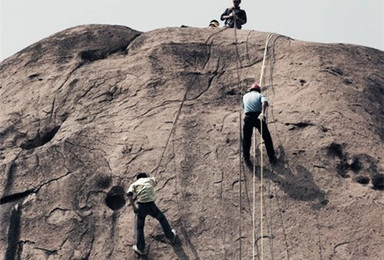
[169,229,177,244]
[133,245,146,256]
[269,155,277,165]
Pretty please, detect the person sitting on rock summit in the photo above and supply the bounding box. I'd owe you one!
[220,0,247,29]
[242,83,277,165]
[127,172,177,256]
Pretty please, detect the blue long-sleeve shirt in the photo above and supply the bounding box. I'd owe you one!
[243,91,268,114]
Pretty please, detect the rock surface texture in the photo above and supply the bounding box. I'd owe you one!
[1,24,383,260]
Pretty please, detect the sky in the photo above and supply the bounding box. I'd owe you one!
[1,0,383,61]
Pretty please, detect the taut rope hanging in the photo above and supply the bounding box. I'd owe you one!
[232,14,244,260]
[230,10,277,257]
[256,33,274,260]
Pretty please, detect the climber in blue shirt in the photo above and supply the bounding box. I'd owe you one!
[243,83,277,165]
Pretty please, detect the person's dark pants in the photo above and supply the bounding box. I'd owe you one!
[243,113,276,161]
[136,202,173,251]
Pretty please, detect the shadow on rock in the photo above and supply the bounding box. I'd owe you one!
[247,146,329,209]
[151,220,198,260]
[174,220,201,260]
[171,237,191,260]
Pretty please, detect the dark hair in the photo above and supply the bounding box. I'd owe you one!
[250,88,261,93]
[137,172,148,180]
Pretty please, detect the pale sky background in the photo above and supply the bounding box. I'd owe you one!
[1,0,383,61]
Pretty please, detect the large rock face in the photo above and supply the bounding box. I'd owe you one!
[1,24,383,260]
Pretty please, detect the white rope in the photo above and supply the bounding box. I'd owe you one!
[255,33,274,260]
[231,15,275,258]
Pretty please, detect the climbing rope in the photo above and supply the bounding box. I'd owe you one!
[258,33,274,260]
[153,21,279,259]
[152,27,245,260]
[232,26,276,259]
[153,85,190,177]
[238,111,243,260]
[233,16,276,260]
[232,14,244,260]
[263,34,293,260]
[154,28,230,177]
[233,24,289,259]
